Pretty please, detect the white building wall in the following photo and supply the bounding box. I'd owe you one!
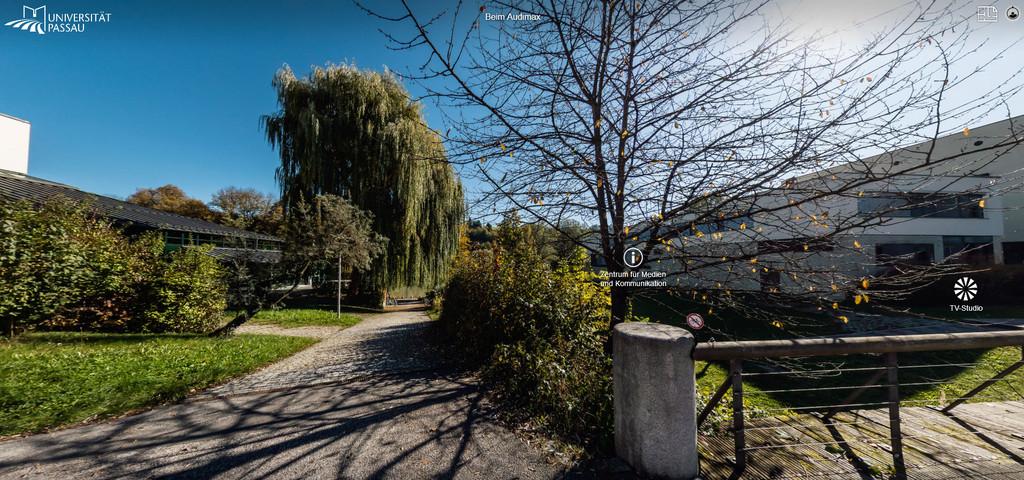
[0,114,30,175]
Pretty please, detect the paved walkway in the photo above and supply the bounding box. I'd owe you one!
[0,309,564,479]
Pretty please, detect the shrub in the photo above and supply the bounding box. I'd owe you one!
[133,245,227,333]
[49,232,164,332]
[439,218,613,448]
[0,198,227,336]
[0,199,125,336]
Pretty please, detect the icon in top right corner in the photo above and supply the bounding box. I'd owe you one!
[978,5,999,22]
[1008,6,1021,21]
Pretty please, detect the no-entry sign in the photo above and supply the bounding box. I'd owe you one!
[686,313,704,330]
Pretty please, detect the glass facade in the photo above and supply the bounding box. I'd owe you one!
[162,230,281,251]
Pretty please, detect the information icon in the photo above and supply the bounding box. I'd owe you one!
[623,247,644,268]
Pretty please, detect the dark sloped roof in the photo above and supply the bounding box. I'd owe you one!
[0,169,281,242]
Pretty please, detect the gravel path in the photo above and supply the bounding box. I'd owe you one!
[0,309,565,480]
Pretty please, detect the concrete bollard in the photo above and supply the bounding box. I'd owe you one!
[613,322,699,479]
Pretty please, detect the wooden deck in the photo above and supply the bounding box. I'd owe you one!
[700,400,1024,479]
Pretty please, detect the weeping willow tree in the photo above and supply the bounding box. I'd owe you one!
[264,63,464,306]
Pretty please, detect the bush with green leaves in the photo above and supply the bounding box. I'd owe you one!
[0,198,226,336]
[439,218,613,448]
[133,245,227,333]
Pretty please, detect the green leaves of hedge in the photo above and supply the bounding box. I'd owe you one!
[0,199,226,336]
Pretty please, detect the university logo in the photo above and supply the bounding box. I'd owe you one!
[5,5,46,35]
[4,4,111,35]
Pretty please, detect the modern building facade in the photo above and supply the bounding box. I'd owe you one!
[645,116,1024,293]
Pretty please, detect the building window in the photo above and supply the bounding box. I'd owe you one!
[858,193,984,219]
[757,238,834,254]
[875,243,934,272]
[943,236,994,265]
[1004,242,1024,264]
[760,267,781,293]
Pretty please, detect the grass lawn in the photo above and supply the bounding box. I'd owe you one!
[633,293,1024,429]
[0,332,316,436]
[247,308,362,329]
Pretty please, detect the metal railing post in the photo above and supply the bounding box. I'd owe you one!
[731,359,746,473]
[886,352,907,480]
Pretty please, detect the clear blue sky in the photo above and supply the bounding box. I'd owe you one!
[1,0,430,200]
[3,1,1021,203]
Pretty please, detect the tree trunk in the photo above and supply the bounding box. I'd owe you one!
[209,264,310,337]
[336,256,342,318]
[610,286,630,327]
[211,305,260,337]
[2,317,13,339]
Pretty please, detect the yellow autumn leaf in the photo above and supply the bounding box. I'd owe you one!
[832,302,839,310]
[839,315,849,324]
[979,199,986,208]
[853,240,862,249]
[861,278,870,289]
[854,295,862,305]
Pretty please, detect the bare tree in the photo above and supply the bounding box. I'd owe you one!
[366,0,1024,329]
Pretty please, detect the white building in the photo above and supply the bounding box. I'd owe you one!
[651,116,1024,293]
[0,113,31,175]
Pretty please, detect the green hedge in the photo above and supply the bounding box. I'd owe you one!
[439,219,613,448]
[0,199,226,336]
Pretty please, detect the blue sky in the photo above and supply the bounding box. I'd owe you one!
[2,1,1022,204]
[1,0,428,200]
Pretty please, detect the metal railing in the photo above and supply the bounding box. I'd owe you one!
[693,330,1024,479]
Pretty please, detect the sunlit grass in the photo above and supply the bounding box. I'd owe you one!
[0,332,316,436]
[248,308,362,329]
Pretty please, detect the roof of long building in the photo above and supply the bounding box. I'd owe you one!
[0,169,281,243]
